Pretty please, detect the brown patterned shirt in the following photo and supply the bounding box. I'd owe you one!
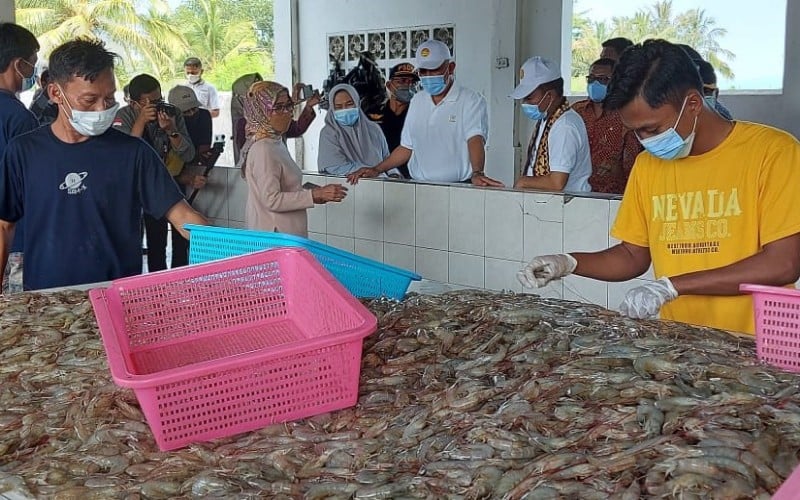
[572,99,643,194]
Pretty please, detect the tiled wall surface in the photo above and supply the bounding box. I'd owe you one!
[195,169,654,312]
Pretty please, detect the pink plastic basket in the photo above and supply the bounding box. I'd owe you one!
[89,248,377,451]
[774,463,800,499]
[740,284,800,373]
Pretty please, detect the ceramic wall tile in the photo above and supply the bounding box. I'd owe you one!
[523,192,563,222]
[485,190,524,261]
[522,193,564,260]
[563,274,608,308]
[307,204,327,235]
[326,187,355,237]
[327,235,355,253]
[415,184,449,251]
[449,187,485,256]
[384,182,416,245]
[355,238,384,262]
[227,220,245,229]
[227,169,249,222]
[354,180,384,241]
[384,242,415,272]
[308,232,327,244]
[449,252,485,288]
[563,197,610,253]
[191,167,228,220]
[415,248,449,283]
[485,258,524,292]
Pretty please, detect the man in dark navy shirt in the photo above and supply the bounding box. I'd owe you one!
[0,39,208,291]
[0,23,40,294]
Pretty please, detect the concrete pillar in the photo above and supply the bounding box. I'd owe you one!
[0,0,15,22]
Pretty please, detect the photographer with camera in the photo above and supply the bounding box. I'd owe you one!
[113,74,203,271]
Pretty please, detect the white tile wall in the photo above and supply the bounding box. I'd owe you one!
[449,187,485,256]
[304,175,327,234]
[449,252,485,288]
[563,197,610,253]
[326,187,355,237]
[522,192,564,261]
[384,182,416,245]
[524,192,563,222]
[416,184,449,251]
[355,238,383,262]
[384,242,415,271]
[354,180,384,241]
[227,220,246,229]
[192,167,228,220]
[563,274,608,308]
[485,190,524,261]
[416,248,449,283]
[228,170,249,222]
[485,258,524,292]
[308,232,327,244]
[327,235,355,253]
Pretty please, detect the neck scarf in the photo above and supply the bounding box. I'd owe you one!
[238,81,288,177]
[318,84,388,172]
[525,97,571,176]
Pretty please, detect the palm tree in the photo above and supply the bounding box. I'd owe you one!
[16,0,187,81]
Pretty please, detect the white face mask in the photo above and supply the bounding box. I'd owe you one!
[59,86,119,137]
[187,73,201,84]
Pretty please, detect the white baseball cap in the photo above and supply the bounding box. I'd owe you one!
[415,39,451,70]
[510,56,562,99]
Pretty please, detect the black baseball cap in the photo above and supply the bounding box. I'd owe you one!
[389,62,419,82]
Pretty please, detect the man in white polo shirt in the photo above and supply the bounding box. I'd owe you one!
[184,57,220,118]
[511,56,591,193]
[347,39,502,187]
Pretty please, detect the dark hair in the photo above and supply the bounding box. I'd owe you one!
[601,37,633,56]
[122,83,130,97]
[605,39,703,112]
[676,44,703,63]
[184,57,202,68]
[696,60,717,86]
[538,77,564,97]
[49,38,117,85]
[39,69,50,85]
[0,23,40,72]
[590,58,617,71]
[128,74,160,101]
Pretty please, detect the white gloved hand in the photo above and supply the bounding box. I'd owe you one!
[619,277,679,319]
[517,254,578,288]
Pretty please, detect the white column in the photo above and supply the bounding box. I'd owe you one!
[0,0,15,22]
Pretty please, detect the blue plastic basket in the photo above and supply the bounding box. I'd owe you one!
[186,225,421,300]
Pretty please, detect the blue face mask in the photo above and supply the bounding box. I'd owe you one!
[333,108,359,126]
[420,75,448,96]
[637,96,698,160]
[16,60,35,92]
[587,81,608,103]
[704,95,717,109]
[521,92,551,121]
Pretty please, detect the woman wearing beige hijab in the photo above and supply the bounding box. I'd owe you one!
[239,81,346,237]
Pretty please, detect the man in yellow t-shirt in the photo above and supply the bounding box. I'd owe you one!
[517,40,800,334]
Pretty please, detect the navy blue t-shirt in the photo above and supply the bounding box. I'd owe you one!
[0,126,184,290]
[0,90,39,252]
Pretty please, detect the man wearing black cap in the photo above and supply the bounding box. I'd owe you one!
[369,63,419,178]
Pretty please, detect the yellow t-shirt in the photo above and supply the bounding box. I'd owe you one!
[611,121,800,334]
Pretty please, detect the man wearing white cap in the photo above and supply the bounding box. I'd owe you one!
[511,56,591,192]
[348,39,502,187]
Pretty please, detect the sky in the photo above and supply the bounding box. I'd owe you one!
[574,0,787,90]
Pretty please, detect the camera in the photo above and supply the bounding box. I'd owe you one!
[155,100,178,116]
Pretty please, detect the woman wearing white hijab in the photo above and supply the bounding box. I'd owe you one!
[318,84,396,176]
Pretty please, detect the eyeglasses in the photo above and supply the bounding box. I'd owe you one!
[586,75,612,85]
[272,101,296,113]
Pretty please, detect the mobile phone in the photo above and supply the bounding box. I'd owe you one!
[300,84,314,100]
[303,182,320,189]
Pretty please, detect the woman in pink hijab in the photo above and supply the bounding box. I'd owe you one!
[238,81,346,237]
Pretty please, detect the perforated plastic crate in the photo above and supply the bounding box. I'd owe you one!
[89,248,377,451]
[186,224,420,300]
[740,284,800,373]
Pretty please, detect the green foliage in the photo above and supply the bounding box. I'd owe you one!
[571,0,735,82]
[15,0,275,89]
